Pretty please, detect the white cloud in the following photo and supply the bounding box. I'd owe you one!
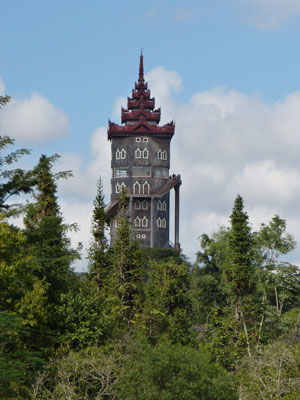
[0,91,69,144]
[238,0,300,29]
[173,8,196,23]
[0,77,5,95]
[55,66,300,269]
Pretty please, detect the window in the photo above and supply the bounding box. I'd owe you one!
[135,200,141,210]
[154,168,168,178]
[162,201,167,211]
[115,220,120,228]
[157,217,166,228]
[141,234,146,239]
[142,200,148,210]
[134,181,141,194]
[116,182,126,193]
[136,137,141,142]
[142,148,149,159]
[132,167,151,177]
[115,168,128,178]
[143,137,148,142]
[143,181,150,194]
[157,149,167,160]
[157,200,162,211]
[136,233,141,238]
[135,148,142,159]
[120,149,126,159]
[135,217,141,227]
[142,216,148,227]
[116,148,126,160]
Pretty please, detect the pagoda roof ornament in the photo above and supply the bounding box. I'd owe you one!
[107,53,174,139]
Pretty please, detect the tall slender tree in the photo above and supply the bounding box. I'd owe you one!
[223,194,255,356]
[24,154,79,304]
[112,189,144,325]
[88,177,110,287]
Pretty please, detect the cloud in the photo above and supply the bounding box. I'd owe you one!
[173,8,196,23]
[55,66,300,269]
[0,91,69,144]
[237,0,300,30]
[0,77,5,95]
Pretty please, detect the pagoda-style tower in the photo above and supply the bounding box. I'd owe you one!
[106,53,181,249]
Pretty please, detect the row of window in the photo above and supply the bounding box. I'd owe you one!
[115,217,166,229]
[115,148,168,160]
[136,233,147,239]
[136,137,148,142]
[135,216,148,228]
[115,181,150,194]
[115,167,168,178]
[135,200,148,210]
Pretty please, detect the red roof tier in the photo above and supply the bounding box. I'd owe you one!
[108,53,174,140]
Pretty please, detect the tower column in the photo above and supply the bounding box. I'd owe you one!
[174,183,180,249]
[150,197,154,248]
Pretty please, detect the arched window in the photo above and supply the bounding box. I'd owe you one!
[142,200,148,210]
[135,200,141,210]
[143,181,150,194]
[135,148,142,159]
[161,218,167,228]
[134,181,141,194]
[157,200,162,211]
[142,216,148,228]
[116,182,126,193]
[135,217,141,227]
[157,217,161,228]
[116,148,126,160]
[162,201,167,211]
[142,148,149,159]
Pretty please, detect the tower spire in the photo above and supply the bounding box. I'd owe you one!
[138,50,144,84]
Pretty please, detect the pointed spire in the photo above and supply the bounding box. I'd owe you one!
[138,50,144,84]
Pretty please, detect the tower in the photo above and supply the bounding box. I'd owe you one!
[106,53,181,249]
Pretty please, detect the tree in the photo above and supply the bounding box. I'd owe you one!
[24,154,80,305]
[222,195,255,357]
[142,260,191,344]
[88,177,110,288]
[116,341,237,400]
[112,189,144,326]
[238,341,300,399]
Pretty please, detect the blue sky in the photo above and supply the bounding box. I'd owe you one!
[2,0,300,268]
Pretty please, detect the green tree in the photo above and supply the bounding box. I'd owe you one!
[88,176,110,288]
[142,260,191,344]
[112,189,144,326]
[222,195,255,357]
[24,154,80,305]
[116,341,237,400]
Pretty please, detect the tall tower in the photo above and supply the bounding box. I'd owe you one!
[106,53,181,249]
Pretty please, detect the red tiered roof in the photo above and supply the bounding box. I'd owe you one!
[108,53,175,139]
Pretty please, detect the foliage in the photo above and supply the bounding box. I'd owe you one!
[31,346,120,400]
[142,260,191,344]
[24,154,80,305]
[88,176,110,288]
[56,277,116,348]
[0,312,44,399]
[112,189,144,326]
[239,341,300,399]
[116,341,237,400]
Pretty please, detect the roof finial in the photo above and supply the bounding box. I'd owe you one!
[138,50,144,84]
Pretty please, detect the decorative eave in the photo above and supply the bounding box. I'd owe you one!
[121,107,161,124]
[127,97,155,110]
[108,117,174,140]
